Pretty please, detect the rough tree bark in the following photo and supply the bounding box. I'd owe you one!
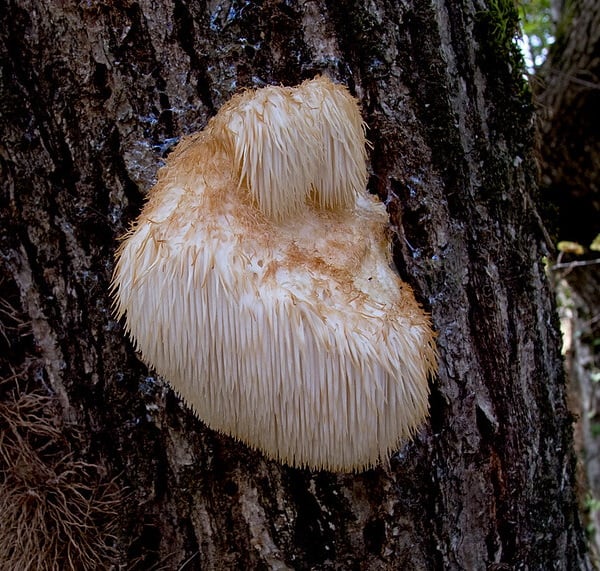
[536,0,599,248]
[0,1,590,569]
[536,0,600,555]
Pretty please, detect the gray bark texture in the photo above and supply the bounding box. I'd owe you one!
[0,0,591,569]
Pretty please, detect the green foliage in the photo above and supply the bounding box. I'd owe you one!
[591,422,600,438]
[585,494,600,538]
[518,0,555,68]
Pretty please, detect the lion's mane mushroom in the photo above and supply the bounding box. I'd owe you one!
[112,76,437,471]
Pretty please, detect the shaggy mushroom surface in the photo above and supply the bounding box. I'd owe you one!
[112,77,437,471]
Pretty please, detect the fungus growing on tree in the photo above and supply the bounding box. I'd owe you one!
[112,76,437,471]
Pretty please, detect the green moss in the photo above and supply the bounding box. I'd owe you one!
[486,0,521,49]
[476,0,532,107]
[476,0,526,84]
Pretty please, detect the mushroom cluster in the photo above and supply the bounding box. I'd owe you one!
[112,77,437,471]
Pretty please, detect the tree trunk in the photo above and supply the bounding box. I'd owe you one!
[535,0,600,558]
[536,0,600,248]
[0,1,590,569]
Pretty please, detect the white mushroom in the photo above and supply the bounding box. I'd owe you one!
[112,76,437,471]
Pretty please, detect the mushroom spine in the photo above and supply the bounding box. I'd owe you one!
[112,76,438,471]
